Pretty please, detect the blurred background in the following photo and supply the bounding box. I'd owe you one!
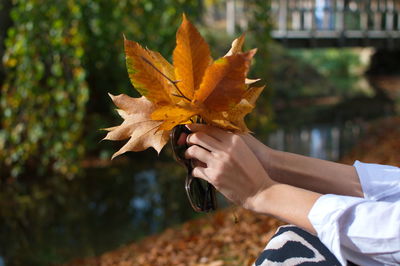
[0,0,399,265]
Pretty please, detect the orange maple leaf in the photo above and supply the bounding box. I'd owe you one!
[105,14,264,158]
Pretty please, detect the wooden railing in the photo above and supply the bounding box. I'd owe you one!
[271,0,400,47]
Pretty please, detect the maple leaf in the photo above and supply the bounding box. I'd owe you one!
[103,94,169,158]
[105,14,264,158]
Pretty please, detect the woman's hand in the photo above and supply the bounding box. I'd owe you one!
[184,124,277,212]
[184,124,323,233]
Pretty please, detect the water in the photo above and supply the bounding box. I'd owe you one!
[0,151,199,265]
[267,122,363,161]
[0,123,363,265]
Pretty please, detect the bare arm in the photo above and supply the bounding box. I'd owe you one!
[243,134,364,197]
[251,183,321,234]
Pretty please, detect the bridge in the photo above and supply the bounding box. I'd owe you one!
[214,0,400,113]
[221,0,400,48]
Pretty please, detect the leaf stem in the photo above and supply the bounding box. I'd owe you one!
[140,56,191,102]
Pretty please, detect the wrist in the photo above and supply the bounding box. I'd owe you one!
[244,182,280,214]
[245,183,321,234]
[259,146,281,182]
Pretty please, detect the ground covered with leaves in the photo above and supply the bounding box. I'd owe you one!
[67,116,400,266]
[340,116,400,167]
[67,207,284,266]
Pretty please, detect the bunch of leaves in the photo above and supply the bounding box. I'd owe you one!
[0,0,88,180]
[104,15,264,158]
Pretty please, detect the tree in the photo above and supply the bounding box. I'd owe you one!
[0,0,88,180]
[0,0,204,180]
[0,1,206,264]
[0,0,12,89]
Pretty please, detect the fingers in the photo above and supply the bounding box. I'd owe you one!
[241,133,261,146]
[191,166,211,183]
[186,124,228,142]
[185,145,212,165]
[192,159,207,168]
[186,131,221,152]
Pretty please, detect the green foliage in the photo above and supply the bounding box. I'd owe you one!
[0,0,204,179]
[0,0,89,180]
[247,0,272,79]
[80,0,204,114]
[0,0,12,86]
[199,1,274,135]
[268,44,335,100]
[256,45,373,127]
[246,0,275,134]
[289,48,366,98]
[0,1,206,264]
[200,0,274,135]
[78,0,204,157]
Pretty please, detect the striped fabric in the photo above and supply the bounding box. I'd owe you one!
[254,225,343,266]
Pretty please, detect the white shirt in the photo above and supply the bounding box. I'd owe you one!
[308,161,400,266]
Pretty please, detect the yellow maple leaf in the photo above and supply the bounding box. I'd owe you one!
[106,14,264,158]
[103,94,170,158]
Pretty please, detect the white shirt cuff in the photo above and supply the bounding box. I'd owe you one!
[353,160,400,201]
[308,194,365,265]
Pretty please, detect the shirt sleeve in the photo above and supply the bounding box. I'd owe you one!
[308,194,400,266]
[354,160,400,201]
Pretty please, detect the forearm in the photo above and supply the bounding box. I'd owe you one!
[263,149,363,197]
[264,148,363,197]
[243,134,363,197]
[251,183,321,234]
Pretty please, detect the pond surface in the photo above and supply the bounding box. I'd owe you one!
[0,122,364,265]
[267,122,364,161]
